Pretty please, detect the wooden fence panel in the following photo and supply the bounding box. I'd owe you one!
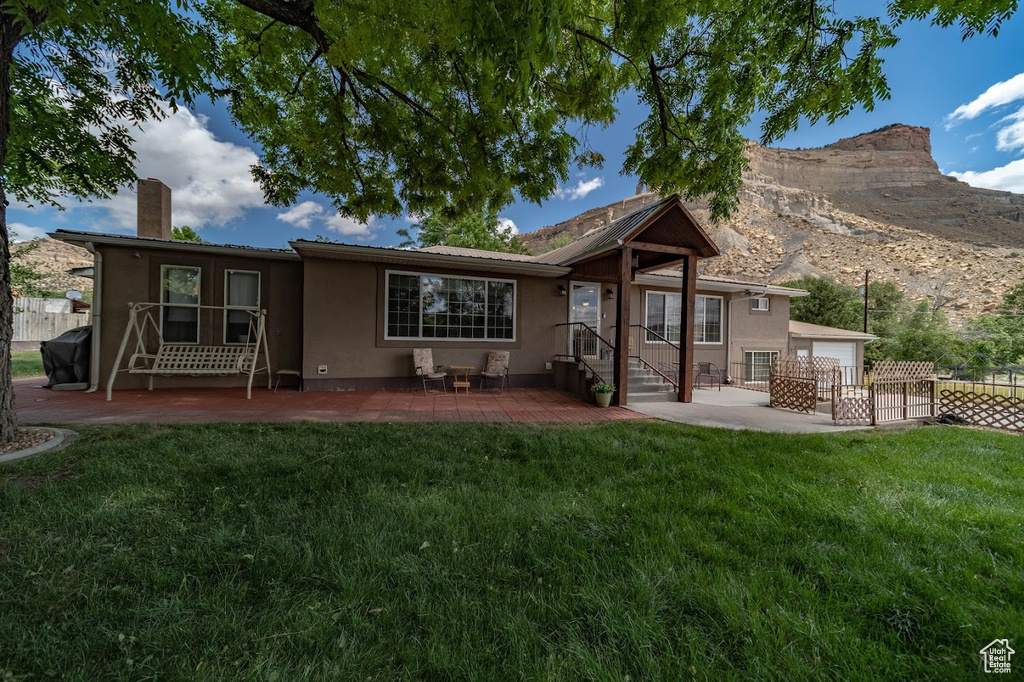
[939,389,1024,432]
[872,379,935,423]
[13,297,91,342]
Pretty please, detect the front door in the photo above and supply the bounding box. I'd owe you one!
[570,282,601,357]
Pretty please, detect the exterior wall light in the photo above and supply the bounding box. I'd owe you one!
[557,284,567,296]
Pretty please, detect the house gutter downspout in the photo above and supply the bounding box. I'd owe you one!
[83,242,102,392]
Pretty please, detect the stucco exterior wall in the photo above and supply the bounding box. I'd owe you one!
[633,283,741,369]
[97,245,303,391]
[729,294,791,374]
[301,257,567,389]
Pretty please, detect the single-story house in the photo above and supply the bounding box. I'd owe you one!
[51,179,872,406]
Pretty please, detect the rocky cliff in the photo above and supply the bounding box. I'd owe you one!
[521,124,1024,322]
[11,238,93,296]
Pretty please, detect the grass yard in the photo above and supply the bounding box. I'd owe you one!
[1,422,1021,679]
[11,350,44,378]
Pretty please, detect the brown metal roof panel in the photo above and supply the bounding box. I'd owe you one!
[533,196,676,265]
[417,245,536,262]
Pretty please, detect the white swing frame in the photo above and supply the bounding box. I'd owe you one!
[106,301,272,401]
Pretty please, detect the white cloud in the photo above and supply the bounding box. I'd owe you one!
[995,106,1024,152]
[497,217,518,235]
[325,213,377,237]
[8,222,49,242]
[275,199,378,239]
[96,104,265,230]
[947,72,1024,123]
[555,176,605,201]
[950,159,1024,193]
[276,201,324,229]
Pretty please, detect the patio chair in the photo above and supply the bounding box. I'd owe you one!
[480,350,510,393]
[413,348,447,396]
[695,361,722,391]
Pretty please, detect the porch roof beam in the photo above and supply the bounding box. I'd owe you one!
[624,241,700,256]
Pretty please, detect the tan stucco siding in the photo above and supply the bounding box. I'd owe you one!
[98,245,303,390]
[302,257,567,388]
[633,284,734,368]
[730,294,791,373]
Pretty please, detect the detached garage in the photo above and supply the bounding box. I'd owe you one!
[788,321,877,382]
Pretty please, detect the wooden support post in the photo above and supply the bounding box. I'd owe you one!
[613,246,632,406]
[678,255,696,403]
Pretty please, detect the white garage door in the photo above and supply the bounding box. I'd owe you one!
[813,341,856,368]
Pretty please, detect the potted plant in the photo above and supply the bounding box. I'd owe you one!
[592,381,615,407]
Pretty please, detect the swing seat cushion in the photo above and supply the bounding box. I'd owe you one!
[129,344,256,375]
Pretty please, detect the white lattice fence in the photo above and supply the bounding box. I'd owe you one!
[939,389,1024,432]
[770,355,824,414]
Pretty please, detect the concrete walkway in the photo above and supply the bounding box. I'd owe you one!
[627,386,872,433]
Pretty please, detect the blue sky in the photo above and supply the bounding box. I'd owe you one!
[10,8,1024,248]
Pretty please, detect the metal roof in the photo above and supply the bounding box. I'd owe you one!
[290,240,570,276]
[51,230,301,261]
[417,245,537,262]
[533,196,678,265]
[789,320,877,340]
[636,272,810,297]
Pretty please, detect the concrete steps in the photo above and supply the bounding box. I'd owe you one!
[588,359,678,404]
[551,357,678,404]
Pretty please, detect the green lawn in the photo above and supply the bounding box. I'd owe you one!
[11,350,44,378]
[1,422,1021,679]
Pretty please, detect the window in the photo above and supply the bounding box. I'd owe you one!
[224,270,261,343]
[161,265,200,343]
[386,271,515,340]
[644,292,722,344]
[744,350,779,382]
[645,291,681,342]
[695,295,723,343]
[750,297,770,311]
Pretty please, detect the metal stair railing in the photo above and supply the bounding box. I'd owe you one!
[626,324,680,391]
[554,322,616,384]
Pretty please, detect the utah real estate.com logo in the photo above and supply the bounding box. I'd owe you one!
[980,639,1014,674]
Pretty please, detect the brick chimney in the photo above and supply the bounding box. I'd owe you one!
[137,178,172,239]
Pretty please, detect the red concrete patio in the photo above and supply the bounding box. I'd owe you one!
[14,378,645,425]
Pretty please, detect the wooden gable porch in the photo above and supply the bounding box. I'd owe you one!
[566,196,719,405]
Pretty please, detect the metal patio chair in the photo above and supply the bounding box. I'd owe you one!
[480,350,510,393]
[413,348,447,396]
[696,361,722,390]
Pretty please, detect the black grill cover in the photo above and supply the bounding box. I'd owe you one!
[40,325,92,387]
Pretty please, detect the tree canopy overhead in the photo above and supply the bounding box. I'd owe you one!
[212,0,1018,224]
[396,208,528,254]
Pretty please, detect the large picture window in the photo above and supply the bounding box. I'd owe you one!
[644,292,722,344]
[161,265,200,343]
[224,270,261,344]
[386,271,515,341]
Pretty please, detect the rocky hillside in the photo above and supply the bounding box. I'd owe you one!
[11,238,93,296]
[521,124,1024,322]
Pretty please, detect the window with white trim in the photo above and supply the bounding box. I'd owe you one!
[386,271,515,340]
[696,295,723,343]
[224,270,261,344]
[744,350,779,382]
[750,297,770,311]
[644,292,722,344]
[161,265,200,343]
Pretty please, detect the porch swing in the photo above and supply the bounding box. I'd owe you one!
[105,301,272,401]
